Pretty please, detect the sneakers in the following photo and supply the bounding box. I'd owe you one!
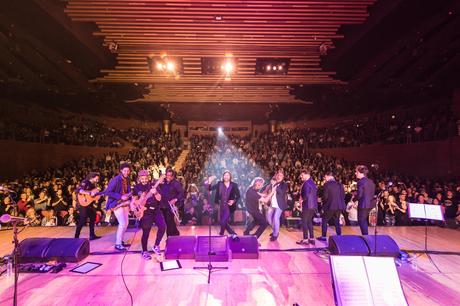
[152,245,161,256]
[296,239,310,245]
[316,236,327,242]
[121,241,131,247]
[142,251,152,260]
[230,234,239,241]
[115,244,126,251]
[89,235,101,241]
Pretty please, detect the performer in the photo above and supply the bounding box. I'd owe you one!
[74,172,101,240]
[158,168,184,237]
[317,171,345,241]
[205,170,240,239]
[243,177,272,239]
[296,169,317,245]
[105,163,132,251]
[266,169,288,241]
[355,165,376,235]
[132,170,166,260]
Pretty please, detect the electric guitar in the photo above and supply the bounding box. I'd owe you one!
[107,193,133,211]
[132,176,165,220]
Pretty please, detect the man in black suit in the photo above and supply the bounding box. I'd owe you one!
[296,169,317,245]
[317,171,345,241]
[355,165,376,235]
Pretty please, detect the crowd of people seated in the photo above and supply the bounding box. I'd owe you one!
[1,103,458,149]
[0,121,459,230]
[0,130,182,227]
[270,104,458,149]
[180,132,459,228]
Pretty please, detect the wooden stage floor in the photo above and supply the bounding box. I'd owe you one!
[1,225,460,306]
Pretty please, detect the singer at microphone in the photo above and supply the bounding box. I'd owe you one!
[0,214,27,223]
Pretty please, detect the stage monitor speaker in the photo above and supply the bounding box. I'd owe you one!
[228,235,259,259]
[328,235,369,256]
[44,238,90,263]
[18,238,53,263]
[165,236,196,259]
[195,236,230,262]
[361,235,400,257]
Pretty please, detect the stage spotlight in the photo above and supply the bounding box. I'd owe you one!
[222,61,233,74]
[156,62,164,71]
[217,127,223,133]
[166,61,175,72]
[267,65,271,71]
[273,66,277,71]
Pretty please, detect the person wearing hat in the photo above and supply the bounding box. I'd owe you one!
[133,170,166,260]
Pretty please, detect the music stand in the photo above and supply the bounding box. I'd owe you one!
[408,203,444,268]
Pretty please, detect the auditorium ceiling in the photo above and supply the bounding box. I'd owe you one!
[1,0,459,122]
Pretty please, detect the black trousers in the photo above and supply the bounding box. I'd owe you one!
[301,208,316,239]
[161,207,180,237]
[75,205,96,238]
[140,207,166,252]
[358,208,372,235]
[219,204,236,235]
[244,209,268,238]
[321,210,342,237]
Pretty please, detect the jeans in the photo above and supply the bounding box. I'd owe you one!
[113,206,129,245]
[141,207,166,251]
[266,206,282,237]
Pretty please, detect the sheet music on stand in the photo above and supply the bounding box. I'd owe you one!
[408,203,444,221]
[330,256,408,306]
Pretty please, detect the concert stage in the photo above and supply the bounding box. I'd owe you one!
[1,225,459,306]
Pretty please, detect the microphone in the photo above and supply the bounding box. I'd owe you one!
[0,214,27,223]
[0,186,13,193]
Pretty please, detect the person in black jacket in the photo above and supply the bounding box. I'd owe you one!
[317,171,345,241]
[205,170,240,239]
[158,168,184,237]
[297,169,317,245]
[355,165,376,235]
[74,172,101,241]
[243,177,272,240]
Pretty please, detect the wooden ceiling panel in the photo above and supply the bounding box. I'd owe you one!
[65,0,375,105]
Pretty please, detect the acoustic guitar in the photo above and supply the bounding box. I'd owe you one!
[77,188,104,207]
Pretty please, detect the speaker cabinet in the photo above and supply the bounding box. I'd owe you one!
[228,235,259,259]
[18,238,53,263]
[361,235,400,257]
[165,236,197,259]
[45,238,90,263]
[328,235,370,256]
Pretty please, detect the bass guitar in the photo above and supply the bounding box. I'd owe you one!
[132,175,165,220]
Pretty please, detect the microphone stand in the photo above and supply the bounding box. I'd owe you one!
[193,191,227,284]
[373,196,378,256]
